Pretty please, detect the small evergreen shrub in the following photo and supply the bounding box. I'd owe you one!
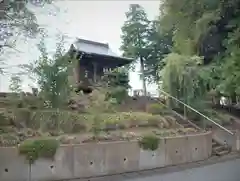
[106,86,128,104]
[19,138,59,164]
[138,135,159,151]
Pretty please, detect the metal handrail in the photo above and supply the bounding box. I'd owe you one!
[159,89,234,135]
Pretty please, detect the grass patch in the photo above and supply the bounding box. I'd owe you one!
[146,103,167,115]
[29,110,176,134]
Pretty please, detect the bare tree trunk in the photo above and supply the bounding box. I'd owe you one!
[140,56,147,96]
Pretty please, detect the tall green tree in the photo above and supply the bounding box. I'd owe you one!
[145,20,173,82]
[158,0,240,106]
[20,35,75,108]
[120,4,150,96]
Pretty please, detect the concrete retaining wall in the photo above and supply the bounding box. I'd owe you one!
[0,132,212,181]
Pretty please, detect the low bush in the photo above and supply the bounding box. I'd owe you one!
[30,110,90,133]
[106,86,128,104]
[138,134,159,151]
[13,108,31,127]
[87,88,116,113]
[28,110,175,135]
[101,112,171,129]
[19,138,59,164]
[146,103,166,115]
[0,108,32,128]
[0,109,11,126]
[22,96,44,110]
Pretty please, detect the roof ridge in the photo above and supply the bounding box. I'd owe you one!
[76,38,109,48]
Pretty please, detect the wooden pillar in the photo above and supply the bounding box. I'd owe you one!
[73,60,80,84]
[93,62,97,83]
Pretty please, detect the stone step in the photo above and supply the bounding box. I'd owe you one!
[213,145,225,152]
[179,122,196,128]
[180,123,192,128]
[212,140,230,156]
[212,141,218,147]
[214,149,230,156]
[169,106,232,157]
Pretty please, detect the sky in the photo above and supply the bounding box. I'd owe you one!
[0,0,160,94]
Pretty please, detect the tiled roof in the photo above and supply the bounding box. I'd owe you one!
[72,38,133,62]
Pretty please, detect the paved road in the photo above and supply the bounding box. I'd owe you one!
[73,157,240,181]
[124,158,240,181]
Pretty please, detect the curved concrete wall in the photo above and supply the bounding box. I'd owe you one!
[0,132,212,181]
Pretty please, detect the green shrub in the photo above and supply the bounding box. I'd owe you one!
[60,113,88,133]
[138,135,159,151]
[30,110,90,133]
[87,88,116,113]
[102,68,130,89]
[19,138,59,164]
[23,96,44,110]
[0,109,11,126]
[29,111,173,134]
[106,86,128,104]
[13,108,31,126]
[146,103,166,115]
[91,116,102,139]
[100,112,171,129]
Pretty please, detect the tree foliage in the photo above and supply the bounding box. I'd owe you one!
[0,0,56,77]
[120,4,150,60]
[157,0,240,106]
[20,36,75,108]
[9,75,22,93]
[145,20,173,82]
[120,4,150,95]
[0,0,53,50]
[102,67,130,89]
[121,4,173,85]
[103,68,130,104]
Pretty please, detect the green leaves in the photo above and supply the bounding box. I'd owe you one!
[102,68,130,89]
[121,4,173,82]
[161,53,207,107]
[120,4,150,61]
[157,0,240,104]
[19,138,59,164]
[138,134,159,151]
[0,0,54,53]
[9,75,22,93]
[145,21,173,82]
[20,36,75,108]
